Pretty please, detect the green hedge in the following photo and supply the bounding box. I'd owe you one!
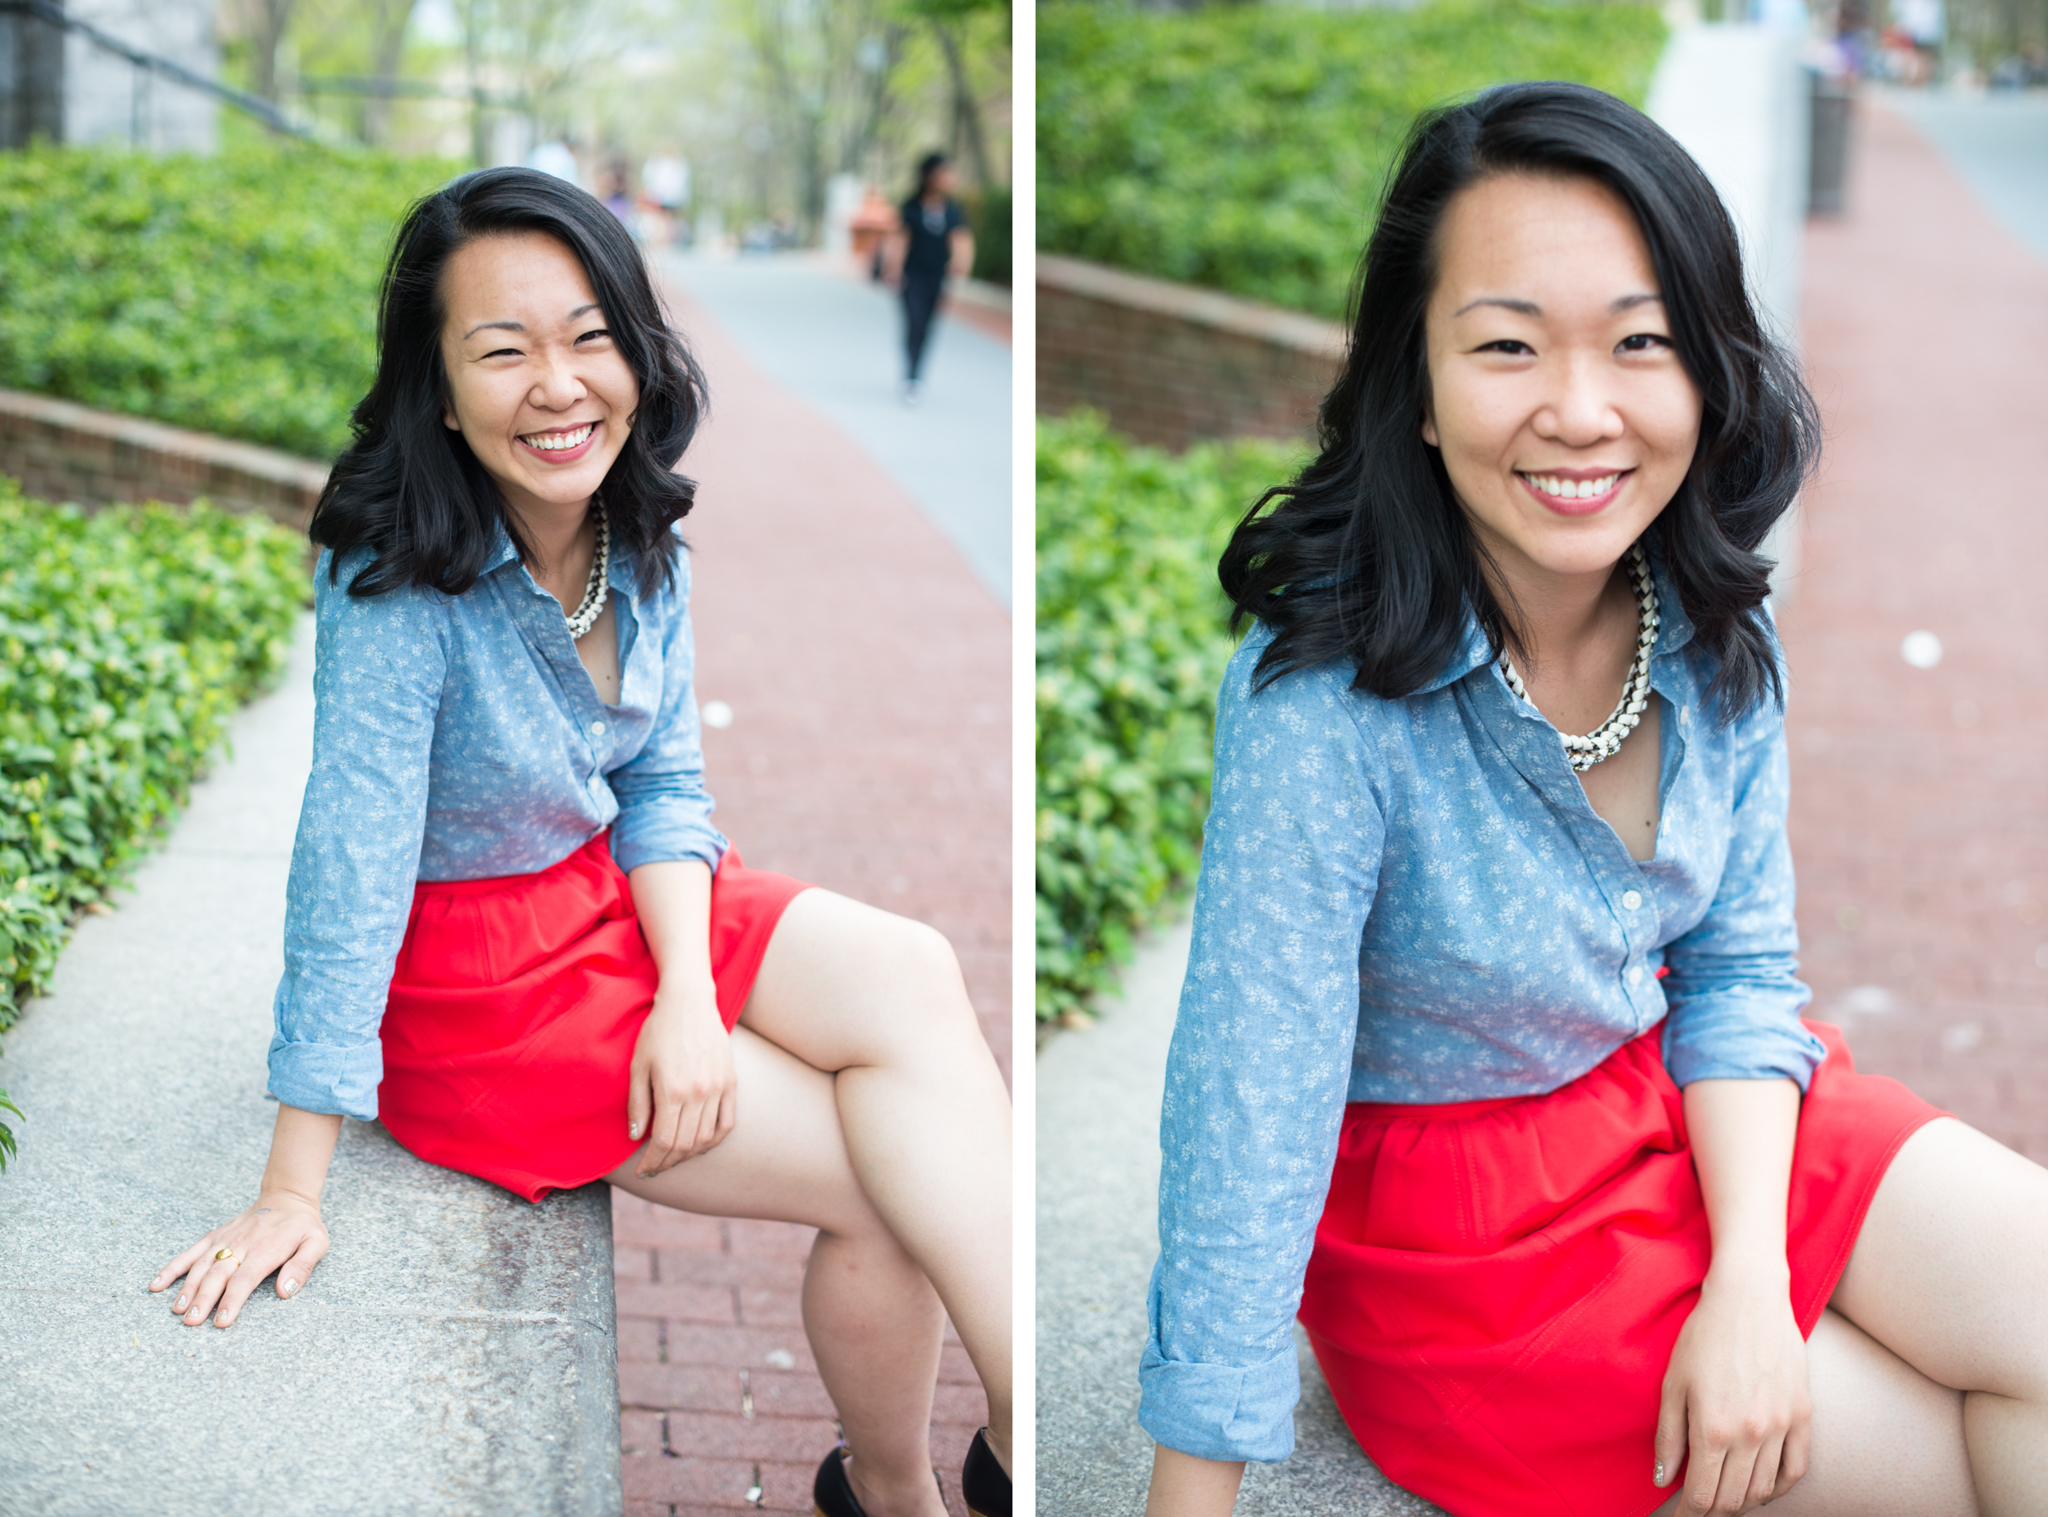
[0,144,454,459]
[967,185,1012,287]
[0,484,308,1164]
[1036,413,1302,1023]
[1038,0,1667,321]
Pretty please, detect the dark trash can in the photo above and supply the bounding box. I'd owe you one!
[1810,74,1854,216]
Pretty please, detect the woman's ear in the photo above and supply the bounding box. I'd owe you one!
[1420,403,1439,450]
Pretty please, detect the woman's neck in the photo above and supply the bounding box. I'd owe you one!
[507,497,593,580]
[1491,554,1636,681]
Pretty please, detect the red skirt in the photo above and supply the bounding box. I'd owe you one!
[377,831,812,1202]
[1298,1020,1945,1517]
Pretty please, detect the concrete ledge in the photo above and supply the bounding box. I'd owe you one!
[0,616,624,1517]
[0,387,329,530]
[1037,917,1446,1515]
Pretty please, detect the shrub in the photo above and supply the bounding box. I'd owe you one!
[0,483,308,1163]
[1036,413,1302,1023]
[0,143,455,459]
[1037,0,1668,320]
[966,184,1012,286]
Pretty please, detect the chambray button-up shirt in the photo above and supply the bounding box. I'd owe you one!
[1139,556,1824,1464]
[266,526,727,1122]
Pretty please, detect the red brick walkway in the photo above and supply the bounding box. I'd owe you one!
[1781,98,2048,1160]
[612,272,1010,1516]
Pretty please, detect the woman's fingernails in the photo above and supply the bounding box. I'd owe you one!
[279,1278,296,1296]
[174,1296,188,1311]
[629,1122,641,1138]
[1654,1461,1666,1486]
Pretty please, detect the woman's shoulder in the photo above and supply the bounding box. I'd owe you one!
[311,545,456,645]
[1221,622,1392,751]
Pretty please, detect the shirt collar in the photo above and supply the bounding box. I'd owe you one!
[1413,538,1698,696]
[481,512,643,600]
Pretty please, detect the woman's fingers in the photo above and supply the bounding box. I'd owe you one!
[276,1223,329,1300]
[150,1236,214,1294]
[626,1056,652,1145]
[1652,1379,1687,1491]
[1741,1432,1785,1511]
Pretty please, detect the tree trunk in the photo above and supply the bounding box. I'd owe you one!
[362,0,418,148]
[932,18,991,189]
[252,0,298,105]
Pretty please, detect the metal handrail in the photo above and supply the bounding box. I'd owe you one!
[0,0,323,143]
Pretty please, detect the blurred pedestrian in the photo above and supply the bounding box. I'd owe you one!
[883,152,974,406]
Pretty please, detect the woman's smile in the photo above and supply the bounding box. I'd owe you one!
[517,420,599,460]
[1516,465,1635,515]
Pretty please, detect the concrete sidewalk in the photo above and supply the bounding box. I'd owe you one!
[0,623,622,1517]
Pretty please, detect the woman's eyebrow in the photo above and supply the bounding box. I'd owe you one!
[463,319,524,339]
[1451,292,1664,318]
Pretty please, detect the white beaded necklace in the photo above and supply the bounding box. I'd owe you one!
[1499,543,1659,773]
[563,509,611,641]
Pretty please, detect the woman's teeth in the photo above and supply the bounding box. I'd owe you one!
[522,423,593,451]
[1524,472,1620,500]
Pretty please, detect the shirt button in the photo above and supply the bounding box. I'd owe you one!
[589,720,606,735]
[1622,890,1643,911]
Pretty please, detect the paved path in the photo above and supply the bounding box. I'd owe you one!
[1780,94,2048,1159]
[1034,90,2048,1513]
[660,252,1012,609]
[614,266,1010,1517]
[1875,85,2048,264]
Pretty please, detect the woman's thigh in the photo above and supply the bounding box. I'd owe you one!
[737,887,985,1075]
[605,1022,877,1236]
[1648,1308,1974,1517]
[1829,1116,2048,1405]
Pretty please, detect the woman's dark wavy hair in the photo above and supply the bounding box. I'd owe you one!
[311,165,709,598]
[1219,81,1820,719]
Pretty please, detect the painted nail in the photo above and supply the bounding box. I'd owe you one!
[629,1122,641,1138]
[1654,1461,1665,1485]
[279,1278,296,1296]
[174,1296,188,1311]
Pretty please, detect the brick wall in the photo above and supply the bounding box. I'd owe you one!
[0,388,326,530]
[1035,253,1347,451]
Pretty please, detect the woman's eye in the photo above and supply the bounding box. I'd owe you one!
[1617,333,1673,353]
[1476,339,1534,355]
[483,347,520,360]
[576,328,612,345]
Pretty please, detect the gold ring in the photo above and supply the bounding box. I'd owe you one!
[214,1247,238,1264]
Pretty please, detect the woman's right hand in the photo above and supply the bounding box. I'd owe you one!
[148,1191,329,1329]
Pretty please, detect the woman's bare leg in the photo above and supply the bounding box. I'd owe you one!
[609,1023,948,1517]
[740,889,1013,1471]
[1828,1117,2048,1515]
[1651,1306,1977,1516]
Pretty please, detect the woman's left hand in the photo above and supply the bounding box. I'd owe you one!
[1654,1266,1812,1513]
[626,981,736,1176]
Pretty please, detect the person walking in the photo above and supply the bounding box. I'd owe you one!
[885,152,974,405]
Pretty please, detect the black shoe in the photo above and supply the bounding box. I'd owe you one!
[813,1444,868,1517]
[962,1427,1010,1517]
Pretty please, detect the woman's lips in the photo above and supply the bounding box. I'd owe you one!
[1517,468,1630,516]
[517,420,599,463]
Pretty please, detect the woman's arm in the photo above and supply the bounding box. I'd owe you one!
[1145,1447,1245,1517]
[947,226,975,280]
[148,1103,340,1327]
[623,858,734,1176]
[1654,1077,1810,1513]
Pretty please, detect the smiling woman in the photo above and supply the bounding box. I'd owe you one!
[1141,82,2048,1517]
[143,168,1012,1517]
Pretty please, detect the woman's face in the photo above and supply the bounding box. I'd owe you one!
[439,231,640,524]
[1420,172,1702,590]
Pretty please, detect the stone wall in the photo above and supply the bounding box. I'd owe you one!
[1036,253,1346,452]
[0,387,326,531]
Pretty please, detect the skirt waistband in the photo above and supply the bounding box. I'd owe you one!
[1345,1024,1667,1123]
[412,830,613,899]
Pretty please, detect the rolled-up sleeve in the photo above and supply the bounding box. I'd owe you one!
[1660,691,1825,1091]
[1139,633,1386,1463]
[267,552,446,1120]
[606,550,727,876]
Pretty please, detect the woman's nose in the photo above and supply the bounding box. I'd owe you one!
[528,352,587,409]
[1534,355,1624,446]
